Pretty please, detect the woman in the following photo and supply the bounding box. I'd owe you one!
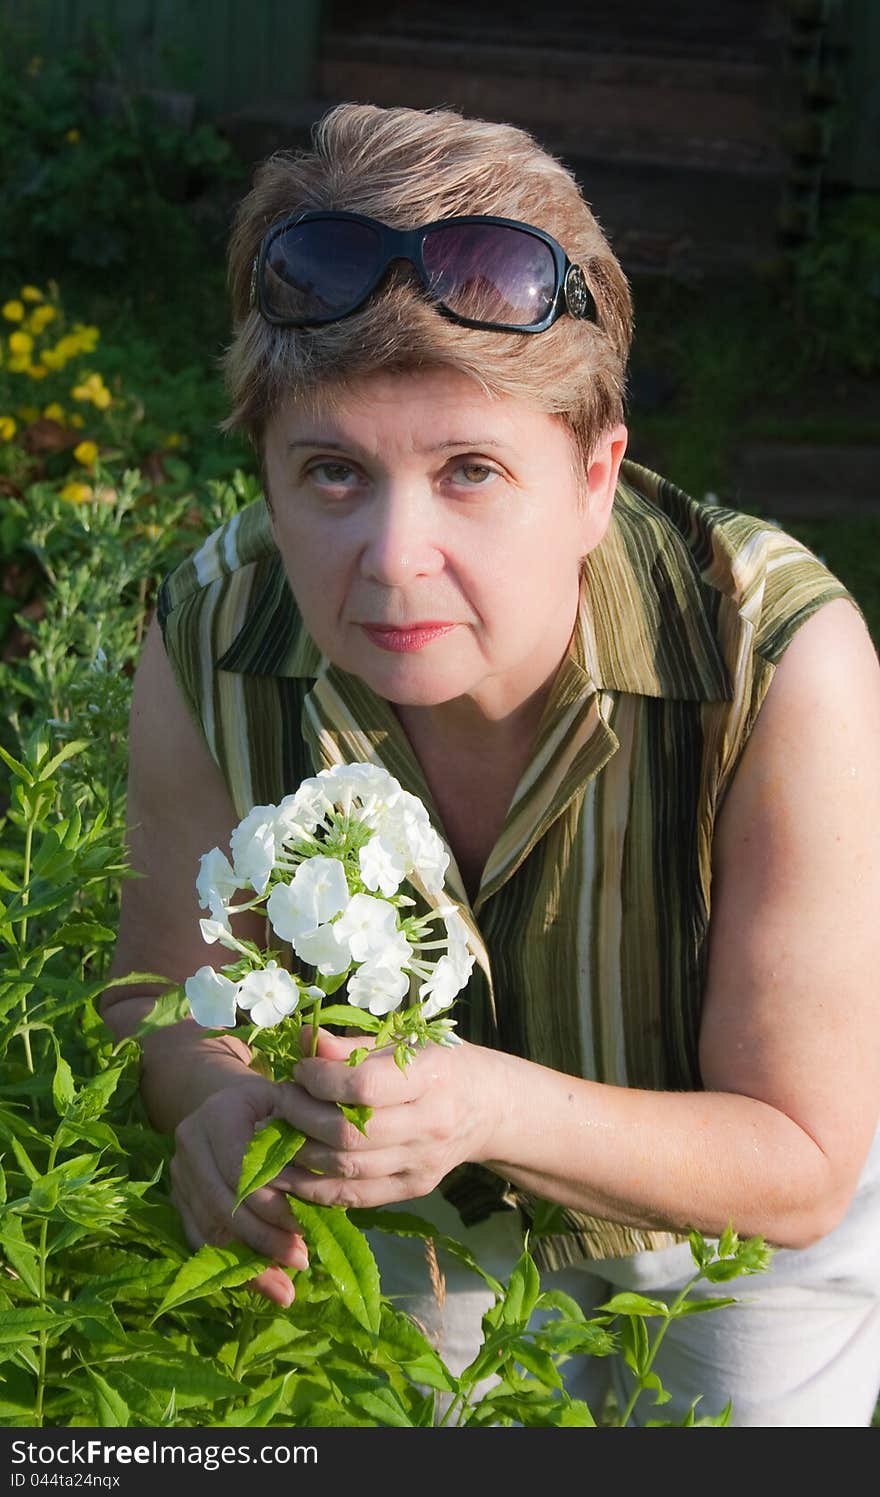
[102,102,880,1426]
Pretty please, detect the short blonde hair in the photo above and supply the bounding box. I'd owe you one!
[222,102,633,469]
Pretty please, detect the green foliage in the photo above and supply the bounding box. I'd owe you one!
[0,37,237,279]
[790,194,880,376]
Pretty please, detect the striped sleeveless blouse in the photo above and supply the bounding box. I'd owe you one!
[157,459,855,1270]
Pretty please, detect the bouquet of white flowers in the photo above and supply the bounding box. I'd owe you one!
[183,761,476,1073]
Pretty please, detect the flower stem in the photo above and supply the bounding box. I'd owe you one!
[34,1140,60,1427]
[19,817,35,1081]
[616,1272,702,1426]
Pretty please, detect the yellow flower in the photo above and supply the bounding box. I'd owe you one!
[71,372,111,408]
[69,413,84,428]
[25,364,48,380]
[59,482,93,505]
[71,323,100,352]
[28,305,56,334]
[0,416,17,442]
[40,347,64,371]
[7,355,31,374]
[21,286,44,303]
[73,440,99,467]
[65,128,81,144]
[2,301,24,322]
[164,432,183,448]
[43,402,65,422]
[9,331,33,356]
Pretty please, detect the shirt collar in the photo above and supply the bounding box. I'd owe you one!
[216,460,731,704]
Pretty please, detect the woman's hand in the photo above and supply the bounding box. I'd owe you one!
[170,1074,309,1308]
[271,1029,505,1209]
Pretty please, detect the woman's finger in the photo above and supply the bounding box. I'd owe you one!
[172,1140,309,1268]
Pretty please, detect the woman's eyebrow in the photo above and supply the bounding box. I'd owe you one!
[286,436,513,453]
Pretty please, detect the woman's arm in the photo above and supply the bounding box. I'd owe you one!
[280,598,880,1250]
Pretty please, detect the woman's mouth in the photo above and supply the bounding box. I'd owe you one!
[360,623,456,653]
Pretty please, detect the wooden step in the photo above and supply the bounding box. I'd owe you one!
[318,33,790,175]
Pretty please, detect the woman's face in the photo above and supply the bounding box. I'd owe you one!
[263,368,625,719]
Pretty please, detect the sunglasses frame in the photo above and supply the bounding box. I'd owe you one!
[250,210,598,334]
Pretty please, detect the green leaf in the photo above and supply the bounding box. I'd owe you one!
[152,1241,270,1318]
[338,1103,372,1135]
[233,1119,306,1213]
[717,1221,737,1258]
[377,1305,456,1393]
[120,1355,244,1401]
[9,1135,39,1182]
[676,1295,737,1316]
[639,1370,671,1406]
[316,1005,381,1031]
[223,1372,293,1427]
[53,919,116,945]
[290,1198,381,1335]
[51,1051,76,1118]
[130,984,191,1037]
[688,1228,712,1270]
[619,1310,650,1376]
[347,1385,414,1427]
[500,1247,541,1328]
[85,1367,131,1427]
[597,1291,670,1318]
[511,1340,563,1390]
[348,1207,505,1295]
[71,1066,125,1123]
[36,738,91,783]
[0,1217,40,1298]
[556,1398,598,1427]
[0,745,33,785]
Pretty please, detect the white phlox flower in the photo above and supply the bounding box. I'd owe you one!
[404,815,450,894]
[185,966,240,1028]
[359,798,449,898]
[347,958,411,1016]
[358,833,407,897]
[332,893,407,963]
[229,804,287,895]
[199,917,243,952]
[236,961,301,1029]
[277,856,350,932]
[293,921,351,975]
[196,845,239,925]
[418,909,476,1018]
[275,788,325,842]
[267,857,353,975]
[321,761,402,817]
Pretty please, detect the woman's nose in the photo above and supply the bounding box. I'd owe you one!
[358,488,443,586]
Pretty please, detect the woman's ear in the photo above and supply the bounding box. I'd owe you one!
[581,423,627,554]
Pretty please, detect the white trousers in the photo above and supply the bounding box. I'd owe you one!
[366,1128,880,1428]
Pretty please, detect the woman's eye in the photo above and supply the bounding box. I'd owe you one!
[450,461,496,486]
[308,461,358,488]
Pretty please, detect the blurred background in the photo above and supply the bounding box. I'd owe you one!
[2,0,879,639]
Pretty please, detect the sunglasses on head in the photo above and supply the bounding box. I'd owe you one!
[250,210,598,334]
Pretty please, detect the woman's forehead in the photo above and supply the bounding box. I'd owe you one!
[272,367,561,447]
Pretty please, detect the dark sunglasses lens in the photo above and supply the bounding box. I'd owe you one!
[262,219,383,322]
[421,223,557,327]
